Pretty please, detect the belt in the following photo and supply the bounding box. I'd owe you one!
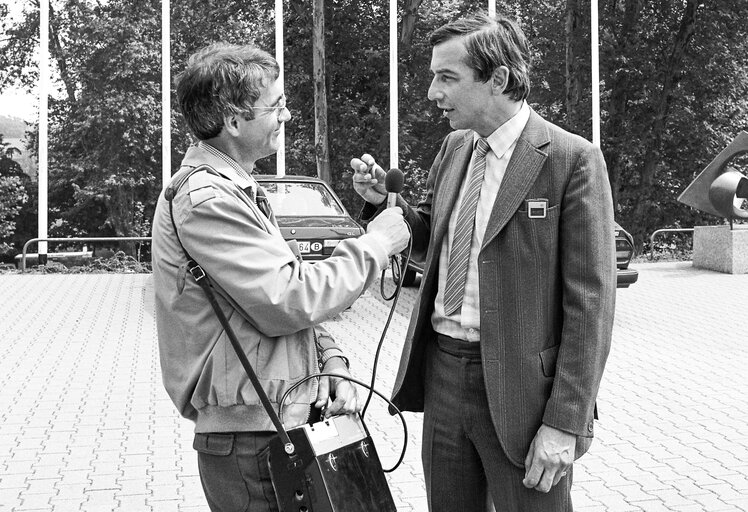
[436,333,481,359]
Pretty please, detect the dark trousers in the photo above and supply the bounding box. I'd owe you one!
[422,335,573,512]
[193,431,279,512]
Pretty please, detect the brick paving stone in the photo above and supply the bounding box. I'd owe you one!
[0,488,24,508]
[0,474,29,489]
[2,264,748,511]
[574,490,607,509]
[629,499,682,511]
[17,492,52,510]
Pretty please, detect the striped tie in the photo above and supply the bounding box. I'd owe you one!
[443,138,490,316]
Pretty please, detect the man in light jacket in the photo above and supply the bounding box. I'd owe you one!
[152,42,409,512]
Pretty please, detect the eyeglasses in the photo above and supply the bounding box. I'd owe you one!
[251,94,287,117]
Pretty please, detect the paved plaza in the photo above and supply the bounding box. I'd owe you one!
[1,262,747,511]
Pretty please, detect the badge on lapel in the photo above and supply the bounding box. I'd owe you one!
[526,199,548,219]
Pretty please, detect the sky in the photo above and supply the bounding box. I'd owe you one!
[0,88,37,122]
[0,1,37,122]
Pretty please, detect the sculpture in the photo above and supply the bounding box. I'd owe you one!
[678,131,748,227]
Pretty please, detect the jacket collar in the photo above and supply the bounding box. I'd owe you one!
[180,142,256,193]
[431,130,473,248]
[481,108,551,249]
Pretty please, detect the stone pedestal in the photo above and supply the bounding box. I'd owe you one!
[693,225,748,274]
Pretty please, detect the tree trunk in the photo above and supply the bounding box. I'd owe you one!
[312,0,331,184]
[564,0,582,131]
[49,4,78,105]
[629,0,698,224]
[604,0,642,209]
[400,0,424,48]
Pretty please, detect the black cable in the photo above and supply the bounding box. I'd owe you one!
[365,222,413,418]
[278,372,408,473]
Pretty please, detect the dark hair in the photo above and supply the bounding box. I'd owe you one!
[430,12,531,102]
[175,43,280,140]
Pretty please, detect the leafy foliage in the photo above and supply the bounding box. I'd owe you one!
[1,0,747,256]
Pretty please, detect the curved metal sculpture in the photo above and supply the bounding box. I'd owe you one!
[678,131,748,223]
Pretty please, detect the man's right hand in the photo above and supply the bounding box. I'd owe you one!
[366,207,410,257]
[351,154,387,205]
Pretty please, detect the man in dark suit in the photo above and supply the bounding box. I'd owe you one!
[351,11,616,512]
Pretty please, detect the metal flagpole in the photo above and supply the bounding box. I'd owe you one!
[275,0,286,176]
[389,0,398,170]
[38,0,49,264]
[488,0,496,17]
[162,0,171,187]
[591,0,601,146]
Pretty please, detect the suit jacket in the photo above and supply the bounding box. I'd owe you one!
[389,109,617,468]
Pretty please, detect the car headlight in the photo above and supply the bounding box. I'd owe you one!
[615,238,634,268]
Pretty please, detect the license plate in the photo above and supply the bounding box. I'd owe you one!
[297,241,323,254]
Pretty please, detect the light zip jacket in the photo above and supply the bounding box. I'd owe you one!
[152,144,388,433]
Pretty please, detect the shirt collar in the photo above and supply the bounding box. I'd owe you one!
[475,101,531,159]
[180,141,256,193]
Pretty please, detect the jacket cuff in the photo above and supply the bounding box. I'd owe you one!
[357,233,390,269]
[315,328,350,369]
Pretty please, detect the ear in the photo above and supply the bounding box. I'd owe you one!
[491,66,510,95]
[223,114,242,137]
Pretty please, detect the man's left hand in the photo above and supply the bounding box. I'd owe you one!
[315,358,359,418]
[522,424,576,493]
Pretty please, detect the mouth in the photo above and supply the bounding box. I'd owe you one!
[440,107,454,117]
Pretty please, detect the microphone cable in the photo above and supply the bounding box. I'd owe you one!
[279,373,408,473]
[364,222,413,421]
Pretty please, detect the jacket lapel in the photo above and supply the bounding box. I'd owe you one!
[481,111,551,250]
[432,131,473,248]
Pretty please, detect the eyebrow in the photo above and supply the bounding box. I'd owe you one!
[431,67,457,76]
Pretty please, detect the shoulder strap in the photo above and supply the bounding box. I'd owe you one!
[164,166,296,456]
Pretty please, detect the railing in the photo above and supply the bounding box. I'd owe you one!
[20,237,152,272]
[648,228,694,260]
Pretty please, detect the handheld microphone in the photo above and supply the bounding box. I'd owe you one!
[384,168,404,208]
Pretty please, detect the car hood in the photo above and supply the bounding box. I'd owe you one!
[275,216,365,238]
[275,216,360,228]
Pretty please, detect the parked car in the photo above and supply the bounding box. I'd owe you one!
[255,175,365,261]
[393,222,639,289]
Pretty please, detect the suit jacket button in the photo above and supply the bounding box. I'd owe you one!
[587,422,594,433]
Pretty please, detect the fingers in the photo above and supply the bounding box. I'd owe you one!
[367,207,409,256]
[350,155,384,181]
[522,453,544,490]
[323,380,359,418]
[522,428,572,493]
[377,206,404,218]
[315,376,331,409]
[523,457,569,493]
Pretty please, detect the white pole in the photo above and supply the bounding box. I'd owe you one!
[591,0,601,146]
[275,0,286,176]
[162,0,171,187]
[488,0,496,17]
[389,0,398,170]
[38,0,49,261]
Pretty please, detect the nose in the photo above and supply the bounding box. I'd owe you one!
[427,77,442,102]
[279,106,291,123]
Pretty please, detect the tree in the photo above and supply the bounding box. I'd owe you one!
[601,0,748,246]
[2,0,746,253]
[312,0,331,183]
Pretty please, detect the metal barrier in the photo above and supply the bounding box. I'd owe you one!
[648,228,694,260]
[20,237,152,272]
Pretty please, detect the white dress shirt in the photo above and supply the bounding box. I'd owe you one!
[431,101,531,341]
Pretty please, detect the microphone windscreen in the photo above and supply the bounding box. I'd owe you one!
[385,168,405,194]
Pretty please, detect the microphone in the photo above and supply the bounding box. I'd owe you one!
[384,168,404,208]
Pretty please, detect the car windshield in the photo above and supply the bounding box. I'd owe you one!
[261,181,345,217]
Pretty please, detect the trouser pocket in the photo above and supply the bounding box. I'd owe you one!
[194,432,279,512]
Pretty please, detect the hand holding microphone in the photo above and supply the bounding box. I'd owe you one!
[365,168,410,257]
